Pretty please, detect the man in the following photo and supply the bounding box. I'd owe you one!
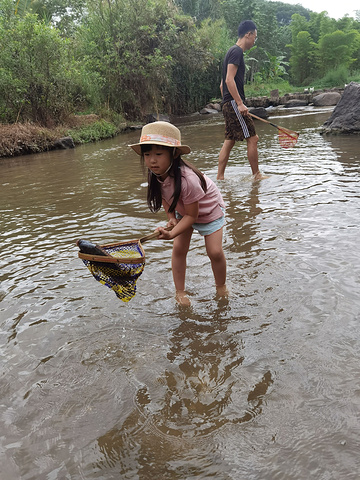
[217,20,263,181]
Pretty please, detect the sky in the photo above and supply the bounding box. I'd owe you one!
[282,0,358,20]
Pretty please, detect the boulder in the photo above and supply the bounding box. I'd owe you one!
[249,107,269,119]
[204,102,222,112]
[246,96,271,108]
[270,89,280,106]
[53,136,75,149]
[313,91,341,106]
[280,93,311,106]
[284,99,309,108]
[321,82,360,134]
[147,113,170,123]
[200,107,219,115]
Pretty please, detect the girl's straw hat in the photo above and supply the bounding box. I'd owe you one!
[129,121,191,155]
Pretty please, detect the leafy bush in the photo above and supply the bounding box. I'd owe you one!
[318,65,349,88]
[67,120,118,144]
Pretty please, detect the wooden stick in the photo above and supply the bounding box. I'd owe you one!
[140,226,173,243]
[249,112,299,136]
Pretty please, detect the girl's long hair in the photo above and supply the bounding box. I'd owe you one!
[141,145,207,213]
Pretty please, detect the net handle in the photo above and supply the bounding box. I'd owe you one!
[140,225,173,243]
[249,112,299,141]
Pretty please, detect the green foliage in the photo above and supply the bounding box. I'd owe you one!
[317,65,350,88]
[74,0,226,118]
[318,30,360,74]
[259,52,289,81]
[1,0,360,129]
[174,0,221,22]
[244,79,296,97]
[289,30,318,85]
[0,4,89,125]
[287,11,360,85]
[67,120,118,144]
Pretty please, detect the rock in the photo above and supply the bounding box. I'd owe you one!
[200,108,219,115]
[249,107,269,119]
[147,113,170,123]
[313,91,341,106]
[246,96,271,108]
[279,93,312,106]
[204,102,221,112]
[270,89,280,105]
[284,99,309,108]
[321,82,360,134]
[53,136,75,149]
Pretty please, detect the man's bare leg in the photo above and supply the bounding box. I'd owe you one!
[246,135,267,180]
[246,135,260,176]
[217,139,235,180]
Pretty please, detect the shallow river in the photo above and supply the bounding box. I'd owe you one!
[1,107,360,479]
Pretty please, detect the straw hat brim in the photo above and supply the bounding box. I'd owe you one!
[129,141,191,156]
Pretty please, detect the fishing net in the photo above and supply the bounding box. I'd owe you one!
[77,239,146,302]
[278,128,299,149]
[248,112,299,149]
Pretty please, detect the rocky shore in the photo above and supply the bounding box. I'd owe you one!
[201,87,344,117]
[201,83,360,135]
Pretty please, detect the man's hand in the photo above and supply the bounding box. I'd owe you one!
[237,102,249,115]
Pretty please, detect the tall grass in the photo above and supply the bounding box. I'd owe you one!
[67,120,118,144]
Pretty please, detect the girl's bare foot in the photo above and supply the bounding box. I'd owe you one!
[216,284,229,299]
[175,290,191,307]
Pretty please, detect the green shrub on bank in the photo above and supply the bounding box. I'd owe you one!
[244,80,299,97]
[317,66,350,88]
[67,120,118,144]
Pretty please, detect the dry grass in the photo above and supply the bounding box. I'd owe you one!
[0,115,100,158]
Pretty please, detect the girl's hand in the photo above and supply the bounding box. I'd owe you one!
[156,226,173,240]
[167,217,178,228]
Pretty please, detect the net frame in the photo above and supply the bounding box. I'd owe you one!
[278,128,299,149]
[249,112,299,149]
[78,239,146,264]
[77,227,172,302]
[78,239,147,302]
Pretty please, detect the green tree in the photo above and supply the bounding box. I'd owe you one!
[174,0,221,22]
[0,1,83,124]
[260,52,289,81]
[289,30,318,85]
[75,0,221,118]
[318,30,360,75]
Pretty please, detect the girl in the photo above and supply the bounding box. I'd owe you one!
[130,121,227,306]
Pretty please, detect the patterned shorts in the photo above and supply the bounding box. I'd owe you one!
[222,101,256,141]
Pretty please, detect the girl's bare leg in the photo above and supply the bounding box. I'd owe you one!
[204,227,227,296]
[172,228,192,305]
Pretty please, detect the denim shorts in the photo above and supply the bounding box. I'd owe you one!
[176,208,225,236]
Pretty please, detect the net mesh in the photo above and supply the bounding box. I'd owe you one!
[278,129,299,149]
[80,241,145,302]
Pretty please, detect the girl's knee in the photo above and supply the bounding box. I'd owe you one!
[173,243,189,258]
[207,248,225,263]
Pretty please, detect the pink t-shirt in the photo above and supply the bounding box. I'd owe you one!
[159,166,225,223]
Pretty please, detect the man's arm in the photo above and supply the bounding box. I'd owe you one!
[225,63,248,115]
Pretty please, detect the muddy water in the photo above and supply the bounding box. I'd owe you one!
[1,107,360,479]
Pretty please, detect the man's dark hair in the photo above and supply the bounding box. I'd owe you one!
[237,20,257,38]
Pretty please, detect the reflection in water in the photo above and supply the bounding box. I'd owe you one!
[94,307,273,477]
[1,108,360,479]
[224,181,262,255]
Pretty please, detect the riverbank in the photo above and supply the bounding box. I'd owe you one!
[0,88,343,159]
[0,114,127,159]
